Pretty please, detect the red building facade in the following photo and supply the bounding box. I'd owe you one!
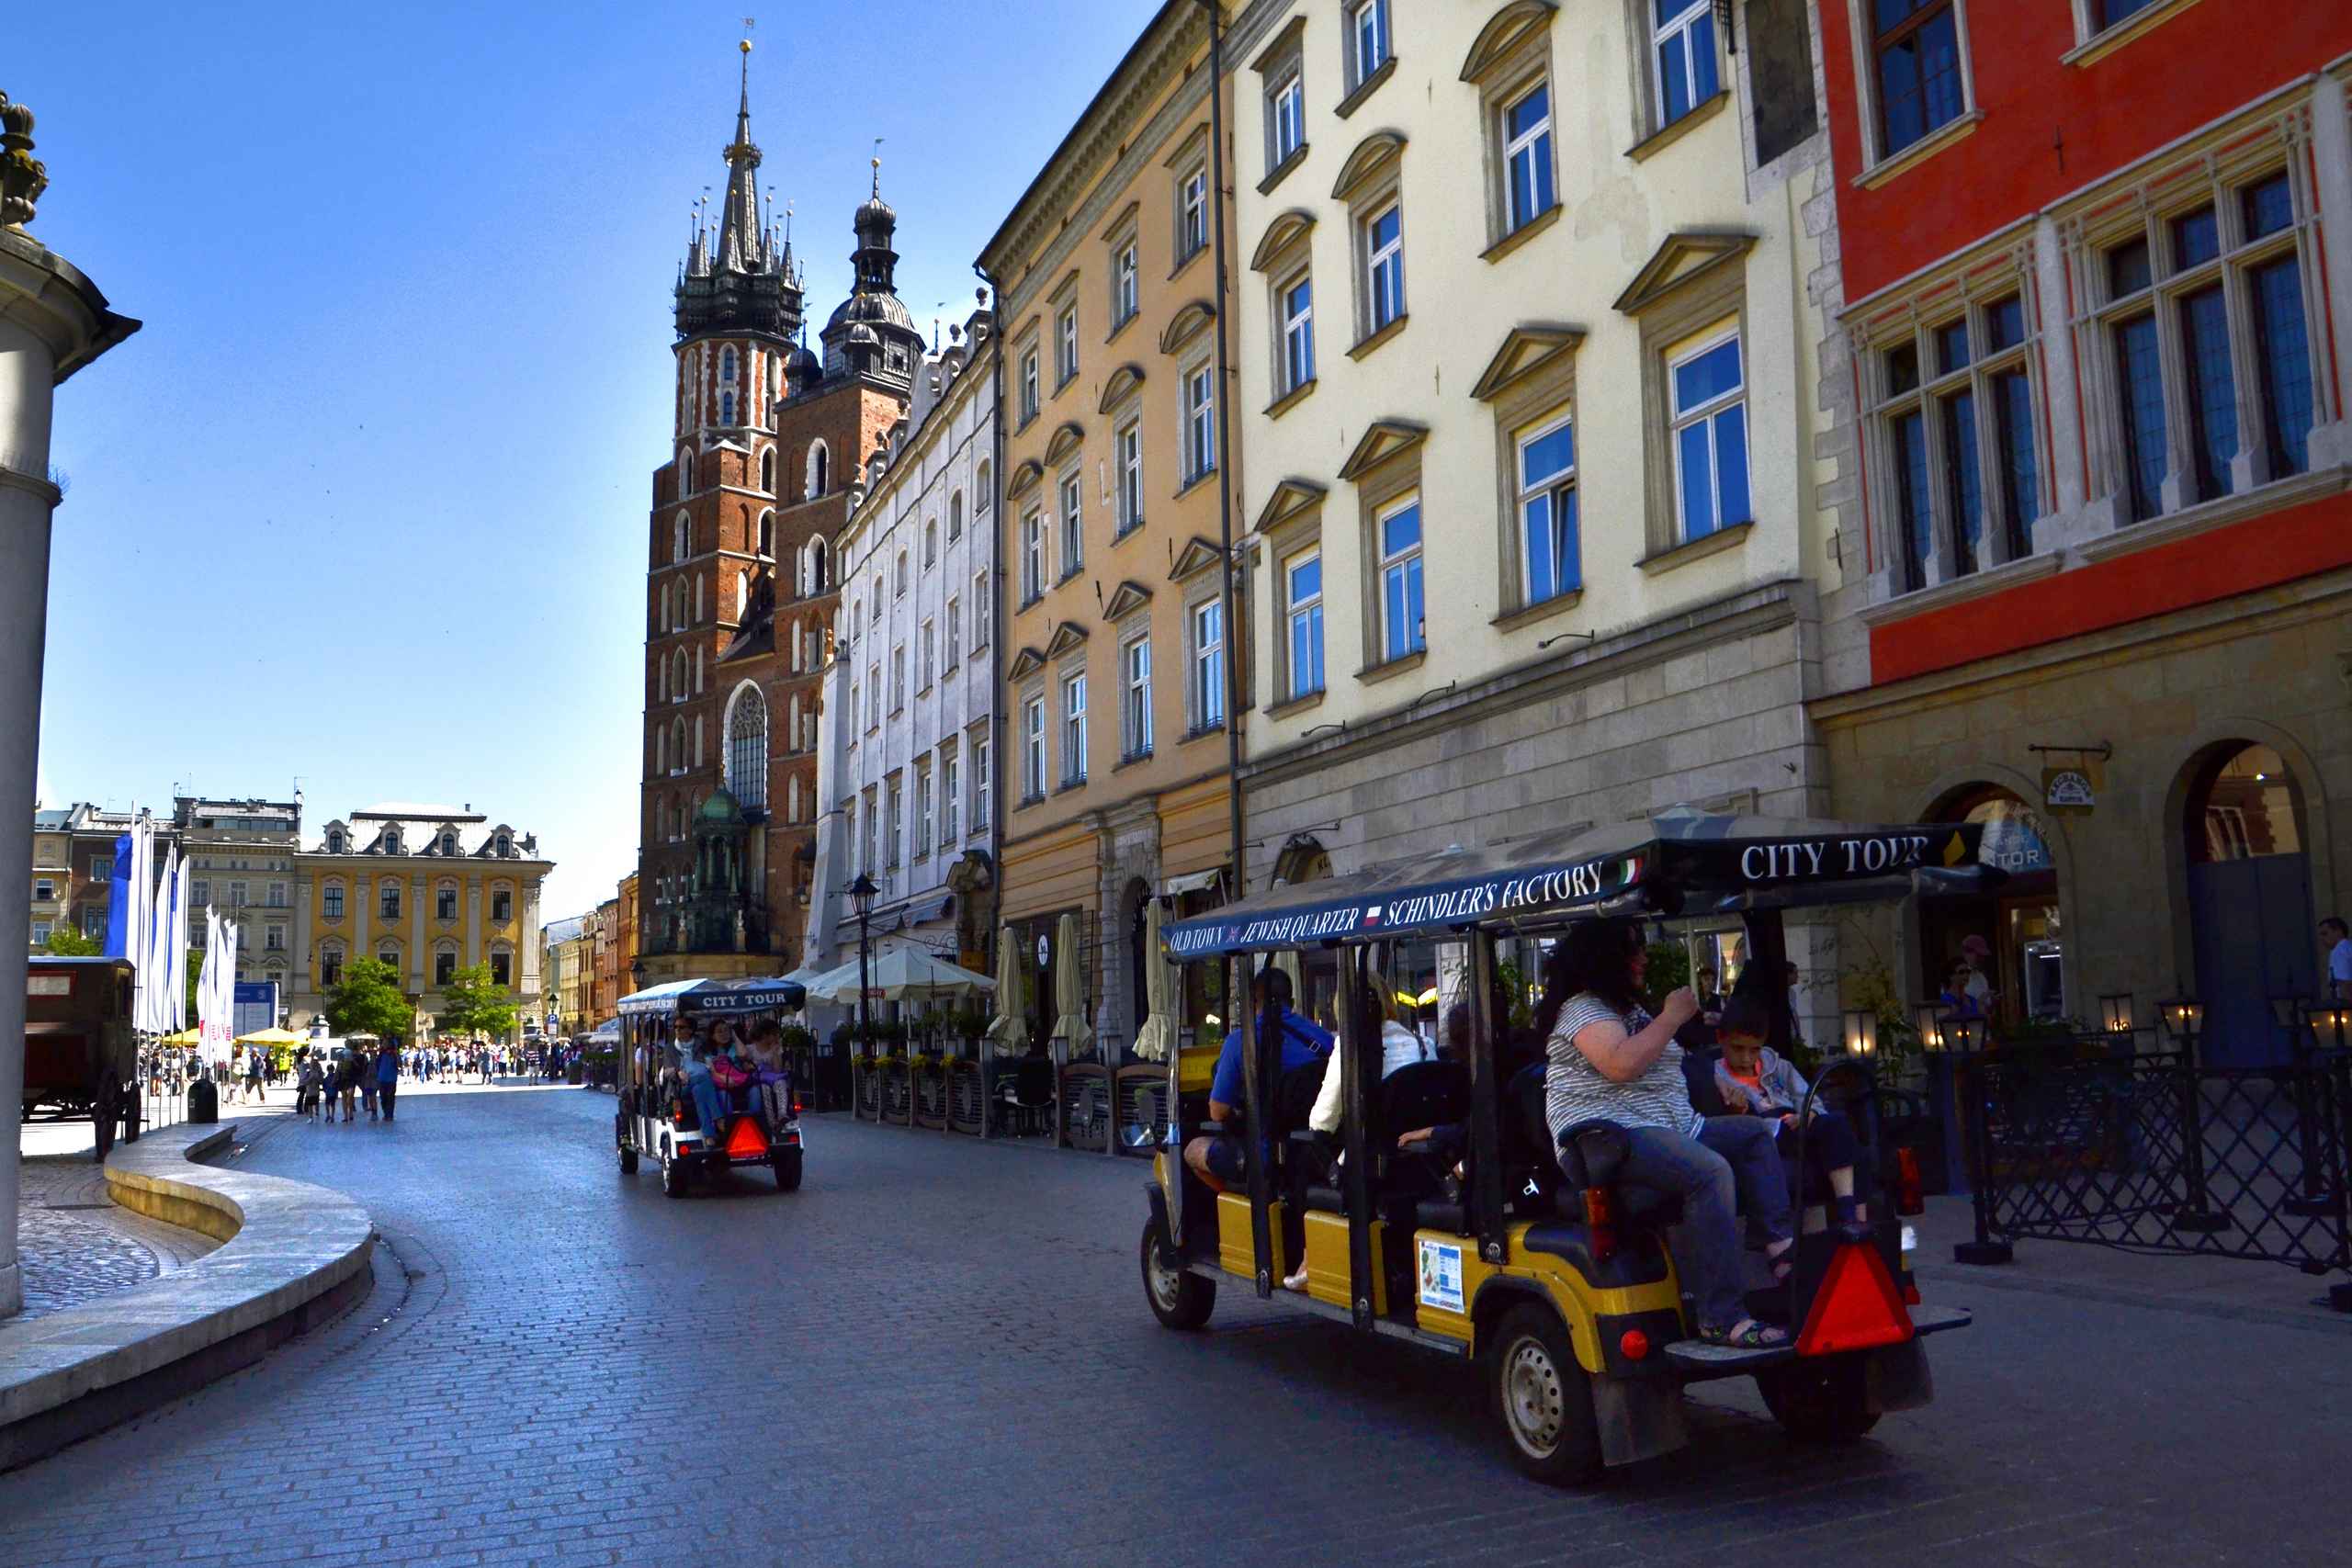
[1811,4,2352,1063]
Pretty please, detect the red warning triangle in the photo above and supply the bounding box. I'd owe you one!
[1795,1242,1915,1358]
[723,1115,770,1159]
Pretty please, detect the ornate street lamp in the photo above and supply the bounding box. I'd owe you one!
[1841,1008,1878,1058]
[2099,992,2134,1035]
[1913,999,1951,1055]
[849,872,878,1050]
[2160,996,2204,1047]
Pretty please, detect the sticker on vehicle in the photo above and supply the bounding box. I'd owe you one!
[1417,1238,1464,1314]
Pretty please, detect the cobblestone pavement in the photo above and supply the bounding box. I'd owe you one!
[3,1080,2349,1567]
[13,1156,221,1320]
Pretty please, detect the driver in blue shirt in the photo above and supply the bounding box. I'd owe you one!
[1182,966,1333,1192]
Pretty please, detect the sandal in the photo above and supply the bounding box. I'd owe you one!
[1767,1248,1795,1283]
[1701,1318,1789,1349]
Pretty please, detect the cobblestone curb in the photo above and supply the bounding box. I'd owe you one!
[0,1122,375,1470]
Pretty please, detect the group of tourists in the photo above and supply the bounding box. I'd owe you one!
[1185,921,1871,1355]
[295,1039,404,1123]
[655,1014,791,1135]
[402,1042,514,1083]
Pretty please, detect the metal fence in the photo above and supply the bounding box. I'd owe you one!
[1956,1042,2352,1304]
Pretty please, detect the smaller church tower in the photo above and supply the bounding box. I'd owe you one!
[819,160,926,389]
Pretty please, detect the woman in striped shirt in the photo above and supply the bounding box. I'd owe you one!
[1540,922,1793,1348]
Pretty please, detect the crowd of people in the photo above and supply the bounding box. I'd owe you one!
[648,1013,792,1134]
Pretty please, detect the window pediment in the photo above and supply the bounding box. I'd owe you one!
[1102,580,1154,621]
[1460,1,1557,84]
[1331,130,1408,203]
[1612,231,1758,316]
[1043,619,1091,660]
[1098,363,1147,414]
[1337,421,1429,482]
[1169,536,1228,582]
[1250,209,1317,273]
[1097,198,1141,245]
[1250,13,1307,74]
[1005,457,1046,502]
[1250,478,1328,536]
[1008,646,1047,682]
[1471,323,1586,402]
[1044,421,1087,466]
[1159,299,1217,356]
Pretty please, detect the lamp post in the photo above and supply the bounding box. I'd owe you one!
[849,873,877,1052]
[2099,992,2134,1037]
[1840,1008,1877,1059]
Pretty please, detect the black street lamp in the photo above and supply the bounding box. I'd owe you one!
[849,872,878,1049]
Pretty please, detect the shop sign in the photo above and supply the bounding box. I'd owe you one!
[1035,934,1050,970]
[2042,764,2099,816]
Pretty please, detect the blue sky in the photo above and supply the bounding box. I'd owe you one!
[17,0,1153,921]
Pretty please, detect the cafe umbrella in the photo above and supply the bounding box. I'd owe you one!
[1134,898,1181,1062]
[984,924,1029,1056]
[1049,911,1092,1057]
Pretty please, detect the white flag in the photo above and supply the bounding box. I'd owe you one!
[166,854,190,1032]
[143,843,174,1034]
[198,908,222,1066]
[127,816,153,1033]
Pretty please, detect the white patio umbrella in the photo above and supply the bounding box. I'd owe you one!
[984,924,1029,1057]
[1134,897,1179,1062]
[807,946,995,1004]
[1049,910,1093,1056]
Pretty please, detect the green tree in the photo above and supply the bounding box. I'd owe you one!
[436,962,518,1043]
[324,956,414,1041]
[183,946,203,1025]
[42,925,101,956]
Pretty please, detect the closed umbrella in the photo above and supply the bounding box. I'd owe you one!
[1273,951,1305,1016]
[1134,897,1179,1062]
[1049,911,1092,1056]
[984,925,1029,1057]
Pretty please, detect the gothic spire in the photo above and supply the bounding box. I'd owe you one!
[715,37,763,275]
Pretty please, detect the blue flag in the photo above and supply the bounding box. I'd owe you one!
[104,830,134,957]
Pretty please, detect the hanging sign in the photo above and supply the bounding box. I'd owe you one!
[2042,764,2099,816]
[1035,934,1050,970]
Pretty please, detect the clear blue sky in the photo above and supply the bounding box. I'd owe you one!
[17,0,1154,921]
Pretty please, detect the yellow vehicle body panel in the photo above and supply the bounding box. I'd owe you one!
[1403,1224,1685,1374]
[1175,1046,1217,1095]
[1216,1192,1288,1281]
[1301,1210,1386,1314]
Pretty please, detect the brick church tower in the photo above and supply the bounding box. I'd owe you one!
[637,43,921,984]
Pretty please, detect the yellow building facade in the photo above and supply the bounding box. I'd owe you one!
[288,805,553,1041]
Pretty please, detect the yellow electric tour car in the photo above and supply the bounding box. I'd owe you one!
[1141,808,1983,1483]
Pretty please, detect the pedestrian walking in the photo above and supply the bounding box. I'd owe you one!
[243,1049,266,1105]
[2321,916,2352,1001]
[298,1049,323,1121]
[337,1046,361,1122]
[376,1038,401,1122]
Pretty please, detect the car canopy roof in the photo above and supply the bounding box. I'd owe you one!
[615,976,808,1019]
[1161,807,1999,960]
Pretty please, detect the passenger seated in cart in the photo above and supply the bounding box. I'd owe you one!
[1182,966,1332,1192]
[1712,994,1867,1229]
[745,1019,791,1124]
[673,1013,730,1138]
[1542,921,1795,1348]
[705,1019,758,1119]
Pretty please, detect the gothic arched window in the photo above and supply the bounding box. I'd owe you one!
[678,447,694,493]
[721,390,736,424]
[809,536,828,592]
[923,521,938,567]
[656,723,667,773]
[673,513,690,563]
[949,491,964,539]
[808,441,830,498]
[721,345,737,385]
[671,648,688,703]
[759,509,775,558]
[672,718,688,779]
[726,683,768,812]
[760,448,775,494]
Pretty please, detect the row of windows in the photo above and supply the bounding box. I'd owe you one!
[1017,604,1226,802]
[845,738,989,874]
[319,828,514,858]
[1012,384,1215,610]
[674,431,827,502]
[318,883,514,924]
[842,471,991,629]
[845,577,989,739]
[313,945,513,988]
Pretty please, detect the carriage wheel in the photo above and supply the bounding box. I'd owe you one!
[92,1075,121,1163]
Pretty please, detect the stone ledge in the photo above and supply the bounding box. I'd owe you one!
[0,1122,375,1470]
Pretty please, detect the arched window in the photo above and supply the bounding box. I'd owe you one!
[758,508,775,558]
[808,440,830,498]
[673,513,690,563]
[721,345,737,385]
[789,626,804,673]
[975,460,992,513]
[694,715,704,768]
[787,691,802,740]
[671,648,688,702]
[726,683,768,812]
[656,723,668,773]
[326,829,345,855]
[694,644,704,693]
[760,448,775,494]
[678,447,694,492]
[896,551,910,595]
[872,576,884,619]
[809,536,828,592]
[672,718,688,777]
[949,492,964,539]
[924,520,938,566]
[721,390,736,424]
[787,775,803,823]
[737,570,750,618]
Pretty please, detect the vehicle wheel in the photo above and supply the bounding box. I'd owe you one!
[1490,1303,1603,1485]
[122,1086,141,1145]
[1758,1355,1880,1443]
[619,1145,639,1175]
[92,1077,119,1164]
[772,1147,803,1192]
[1140,1217,1215,1330]
[661,1153,687,1199]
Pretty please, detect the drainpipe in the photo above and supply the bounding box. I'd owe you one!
[974,261,1008,1134]
[1197,0,1248,907]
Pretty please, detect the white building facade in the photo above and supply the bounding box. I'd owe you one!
[808,310,1000,973]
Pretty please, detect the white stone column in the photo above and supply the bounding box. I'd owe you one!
[410,871,425,994]
[354,873,371,958]
[0,120,141,1316]
[465,881,481,967]
[2310,75,2352,466]
[290,872,311,1023]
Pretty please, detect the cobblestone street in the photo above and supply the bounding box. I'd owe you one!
[13,1152,220,1320]
[1,1081,2348,1567]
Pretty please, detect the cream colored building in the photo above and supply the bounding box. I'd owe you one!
[1224,0,1849,1022]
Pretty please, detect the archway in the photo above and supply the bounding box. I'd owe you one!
[2182,740,2316,1066]
[1918,785,2064,1028]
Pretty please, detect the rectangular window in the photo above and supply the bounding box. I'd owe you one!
[1057,306,1079,386]
[1891,407,1932,590]
[1117,421,1144,535]
[1518,416,1580,604]
[1501,81,1555,231]
[942,753,960,842]
[890,647,906,712]
[915,771,932,855]
[1180,166,1209,261]
[1122,635,1153,759]
[1021,510,1046,604]
[1193,599,1226,731]
[1365,205,1404,333]
[30,921,48,947]
[2177,284,2236,502]
[945,598,962,665]
[437,886,458,920]
[887,778,903,867]
[867,662,881,730]
[380,884,401,919]
[33,878,52,901]
[1114,243,1138,325]
[1058,472,1083,575]
[1377,500,1425,662]
[1021,349,1040,423]
[1281,275,1315,394]
[90,854,112,880]
[1270,69,1305,168]
[974,570,990,645]
[2112,310,2165,522]
[2250,252,2313,480]
[1668,332,1751,542]
[1285,549,1325,700]
[1185,365,1217,481]
[435,950,457,987]
[1061,673,1088,784]
[266,925,285,952]
[920,620,936,691]
[1347,0,1390,89]
[490,952,511,987]
[1989,366,2039,562]
[2092,0,2160,29]
[973,736,992,827]
[1653,0,1719,126]
[490,888,514,923]
[321,949,341,987]
[1872,0,1964,158]
[1023,698,1046,799]
[1939,388,1983,575]
[323,885,343,919]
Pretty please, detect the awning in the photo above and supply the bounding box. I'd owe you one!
[616,976,809,1019]
[1160,868,1225,898]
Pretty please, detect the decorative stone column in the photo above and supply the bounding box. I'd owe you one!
[0,91,140,1318]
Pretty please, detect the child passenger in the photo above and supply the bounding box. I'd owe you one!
[1712,994,1866,1229]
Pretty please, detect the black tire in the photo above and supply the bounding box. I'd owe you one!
[1489,1303,1603,1485]
[661,1151,687,1199]
[1758,1355,1881,1443]
[92,1077,119,1164]
[1140,1217,1215,1330]
[619,1145,639,1175]
[123,1086,141,1145]
[772,1147,803,1191]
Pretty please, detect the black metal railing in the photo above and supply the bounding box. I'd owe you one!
[1956,1040,2352,1303]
